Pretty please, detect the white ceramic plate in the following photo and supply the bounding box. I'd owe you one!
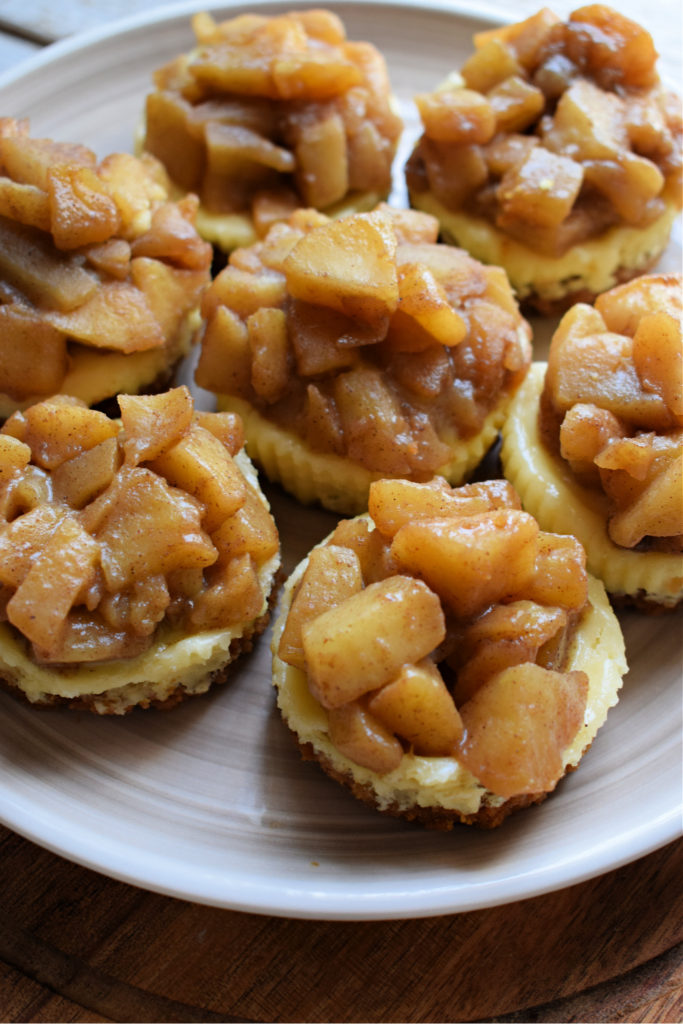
[0,0,681,921]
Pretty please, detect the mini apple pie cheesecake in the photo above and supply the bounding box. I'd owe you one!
[0,386,280,713]
[272,476,626,828]
[501,273,682,609]
[406,5,682,313]
[195,204,531,514]
[141,8,403,253]
[0,117,212,420]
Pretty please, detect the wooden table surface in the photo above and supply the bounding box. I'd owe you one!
[0,1,681,1021]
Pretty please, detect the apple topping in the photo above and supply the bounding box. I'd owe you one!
[142,9,402,226]
[0,118,212,406]
[196,204,531,481]
[542,273,683,550]
[408,5,681,259]
[0,386,278,663]
[278,476,589,797]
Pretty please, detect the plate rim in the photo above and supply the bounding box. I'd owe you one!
[0,0,681,921]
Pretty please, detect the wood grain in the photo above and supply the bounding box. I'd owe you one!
[1,825,681,1023]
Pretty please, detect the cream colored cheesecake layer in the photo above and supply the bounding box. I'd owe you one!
[196,190,386,253]
[271,532,625,817]
[410,190,678,304]
[217,394,511,515]
[501,363,683,606]
[0,451,280,712]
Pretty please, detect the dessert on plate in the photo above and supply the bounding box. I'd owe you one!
[0,386,280,713]
[194,203,532,514]
[0,117,212,419]
[141,8,403,253]
[406,5,682,313]
[501,273,683,609]
[271,475,626,828]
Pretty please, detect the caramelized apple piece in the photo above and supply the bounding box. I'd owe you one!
[194,306,252,397]
[283,209,399,328]
[48,163,120,250]
[559,403,626,484]
[189,552,263,629]
[414,88,496,145]
[278,544,362,671]
[387,262,467,350]
[368,477,489,538]
[150,423,247,533]
[247,307,291,403]
[368,658,463,756]
[17,398,118,471]
[44,278,164,353]
[6,516,100,653]
[119,386,194,467]
[0,503,64,587]
[632,312,683,417]
[291,109,349,207]
[211,480,279,567]
[0,215,97,311]
[546,310,675,431]
[94,466,216,590]
[333,366,415,475]
[523,532,587,611]
[457,663,589,799]
[565,5,658,90]
[301,575,445,708]
[0,177,50,231]
[487,75,545,134]
[391,510,539,619]
[327,700,404,774]
[451,600,568,704]
[0,304,68,399]
[201,263,286,321]
[598,431,683,546]
[595,273,682,336]
[461,37,523,92]
[52,436,120,509]
[497,146,583,228]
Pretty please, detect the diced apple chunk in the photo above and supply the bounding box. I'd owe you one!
[457,663,589,798]
[189,552,264,629]
[523,533,587,611]
[414,88,496,145]
[327,700,404,774]
[391,510,539,619]
[18,398,119,471]
[52,435,120,508]
[7,515,100,654]
[94,466,216,590]
[283,209,399,328]
[368,658,463,755]
[150,423,247,532]
[119,386,194,466]
[278,544,362,670]
[301,575,445,708]
[632,311,683,417]
[0,503,64,587]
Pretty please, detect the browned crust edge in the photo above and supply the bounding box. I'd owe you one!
[291,734,574,830]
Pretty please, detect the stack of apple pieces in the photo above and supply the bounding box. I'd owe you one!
[542,274,683,549]
[195,205,530,478]
[0,386,278,666]
[276,475,591,801]
[0,117,211,406]
[143,8,402,219]
[409,5,681,257]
